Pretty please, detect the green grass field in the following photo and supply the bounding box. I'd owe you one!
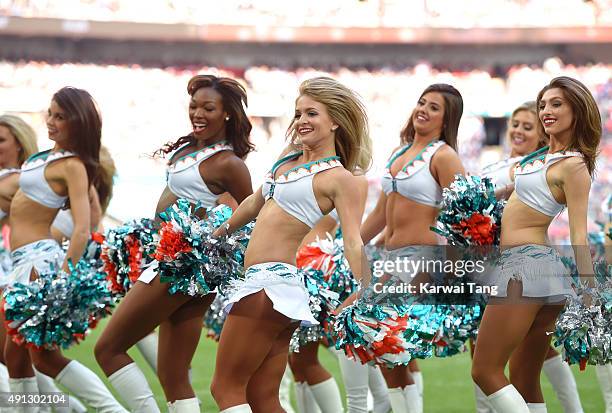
[64,319,606,412]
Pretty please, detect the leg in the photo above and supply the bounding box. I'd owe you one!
[367,365,390,413]
[509,304,565,403]
[289,351,321,413]
[246,323,299,413]
[335,347,369,413]
[381,365,419,413]
[289,341,331,385]
[134,332,160,373]
[158,293,214,402]
[596,364,612,413]
[408,360,423,412]
[211,290,294,410]
[95,277,190,376]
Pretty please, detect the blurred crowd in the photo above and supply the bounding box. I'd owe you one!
[2,0,611,28]
[0,57,610,240]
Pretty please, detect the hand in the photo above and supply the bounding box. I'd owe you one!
[212,223,230,239]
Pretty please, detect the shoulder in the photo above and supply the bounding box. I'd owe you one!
[559,155,590,180]
[62,157,87,175]
[431,143,460,165]
[320,167,360,192]
[214,150,248,171]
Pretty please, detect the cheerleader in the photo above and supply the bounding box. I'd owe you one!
[476,102,584,413]
[210,76,372,413]
[51,147,161,375]
[291,202,391,413]
[3,88,126,412]
[94,74,254,412]
[471,76,601,412]
[359,83,465,413]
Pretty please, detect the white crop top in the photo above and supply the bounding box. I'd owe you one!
[19,150,75,209]
[166,141,233,206]
[381,140,445,208]
[481,156,524,189]
[0,168,20,219]
[261,152,343,228]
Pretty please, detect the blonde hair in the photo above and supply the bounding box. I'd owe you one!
[536,76,601,175]
[0,114,39,166]
[287,77,372,173]
[509,101,548,150]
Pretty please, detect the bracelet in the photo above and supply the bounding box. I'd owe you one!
[223,222,231,236]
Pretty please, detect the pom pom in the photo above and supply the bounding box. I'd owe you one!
[100,218,157,296]
[154,199,253,297]
[2,260,114,350]
[432,175,504,247]
[554,289,612,369]
[203,294,228,341]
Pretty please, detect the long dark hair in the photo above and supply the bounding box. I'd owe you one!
[536,76,601,176]
[155,74,254,159]
[400,83,463,151]
[52,87,101,187]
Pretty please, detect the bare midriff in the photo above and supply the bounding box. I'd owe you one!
[9,191,60,250]
[500,192,553,248]
[244,200,314,268]
[384,193,440,249]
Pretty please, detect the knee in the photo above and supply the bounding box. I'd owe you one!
[471,362,489,387]
[210,377,225,403]
[93,335,117,368]
[158,365,187,391]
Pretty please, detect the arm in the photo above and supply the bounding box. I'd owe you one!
[154,186,179,222]
[360,190,387,244]
[213,187,266,237]
[62,159,91,271]
[563,158,594,286]
[431,146,465,189]
[332,172,369,288]
[216,155,253,204]
[88,186,102,231]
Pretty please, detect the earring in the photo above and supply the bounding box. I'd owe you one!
[225,116,230,121]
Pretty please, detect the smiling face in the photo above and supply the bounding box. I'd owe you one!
[189,87,227,142]
[539,88,574,142]
[412,92,445,139]
[508,109,541,156]
[46,100,71,148]
[0,125,21,168]
[293,95,337,147]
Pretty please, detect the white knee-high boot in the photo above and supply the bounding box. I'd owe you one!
[8,376,39,413]
[134,333,159,373]
[0,362,10,392]
[220,405,252,413]
[106,362,156,412]
[542,355,583,413]
[55,361,128,413]
[527,403,547,412]
[34,369,87,413]
[309,378,343,413]
[387,385,419,413]
[167,398,199,412]
[487,385,529,413]
[411,372,423,413]
[295,381,321,413]
[368,365,390,413]
[596,364,612,413]
[473,383,494,413]
[279,364,295,413]
[336,350,368,413]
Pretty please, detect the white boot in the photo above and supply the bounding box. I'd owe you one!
[295,381,321,413]
[336,349,368,413]
[487,385,529,413]
[279,365,295,413]
[34,369,87,413]
[56,361,128,413]
[542,355,583,413]
[167,398,200,412]
[0,363,9,392]
[473,383,494,413]
[388,387,408,413]
[309,378,343,413]
[596,364,612,413]
[135,333,159,373]
[403,384,420,413]
[8,377,39,413]
[388,385,419,413]
[411,372,423,413]
[220,405,252,413]
[527,403,547,412]
[368,366,390,413]
[107,362,158,413]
